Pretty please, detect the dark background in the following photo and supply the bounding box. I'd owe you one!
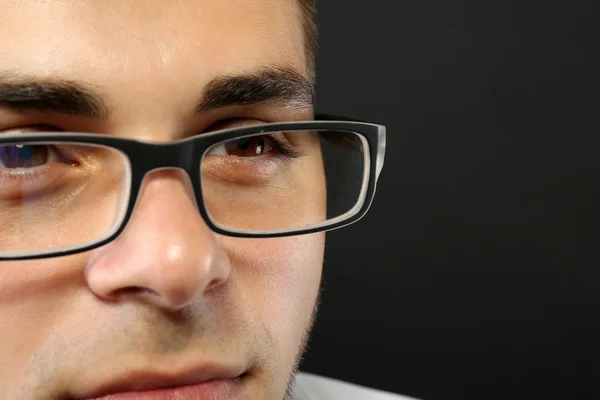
[299,1,598,399]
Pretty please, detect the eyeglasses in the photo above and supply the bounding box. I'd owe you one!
[0,115,386,260]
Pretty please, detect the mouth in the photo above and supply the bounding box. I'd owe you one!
[73,366,249,400]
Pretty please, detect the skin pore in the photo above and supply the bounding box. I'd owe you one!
[0,1,324,399]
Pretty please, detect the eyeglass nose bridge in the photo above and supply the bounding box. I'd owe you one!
[133,139,201,174]
[127,140,206,215]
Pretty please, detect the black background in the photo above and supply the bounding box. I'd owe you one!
[299,1,598,399]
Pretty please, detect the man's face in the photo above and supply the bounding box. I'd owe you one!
[0,1,324,399]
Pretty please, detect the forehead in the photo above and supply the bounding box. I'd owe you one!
[0,0,306,89]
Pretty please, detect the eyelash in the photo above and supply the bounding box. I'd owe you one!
[268,136,303,160]
[204,118,305,159]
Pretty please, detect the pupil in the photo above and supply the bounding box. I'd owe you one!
[17,145,34,160]
[224,137,267,157]
[237,138,250,150]
[0,145,49,168]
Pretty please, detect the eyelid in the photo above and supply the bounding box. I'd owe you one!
[204,118,297,149]
[204,118,266,133]
[0,124,63,135]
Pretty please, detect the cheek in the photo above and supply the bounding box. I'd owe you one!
[220,234,324,354]
[0,257,82,387]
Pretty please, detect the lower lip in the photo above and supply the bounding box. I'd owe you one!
[90,377,245,400]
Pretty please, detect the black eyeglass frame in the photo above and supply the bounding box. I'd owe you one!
[0,114,386,260]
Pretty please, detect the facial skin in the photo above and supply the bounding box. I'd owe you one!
[0,1,324,399]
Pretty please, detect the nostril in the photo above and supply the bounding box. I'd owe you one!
[205,276,226,292]
[111,284,200,310]
[112,286,158,300]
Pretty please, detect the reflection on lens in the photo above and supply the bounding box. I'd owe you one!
[201,129,368,233]
[0,142,131,257]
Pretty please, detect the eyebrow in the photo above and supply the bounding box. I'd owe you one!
[0,67,315,120]
[0,74,109,118]
[196,67,315,113]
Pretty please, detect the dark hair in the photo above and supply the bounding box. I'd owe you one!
[299,0,318,82]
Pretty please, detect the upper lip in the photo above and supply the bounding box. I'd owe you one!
[73,363,246,399]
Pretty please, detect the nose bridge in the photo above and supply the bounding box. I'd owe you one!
[142,167,198,210]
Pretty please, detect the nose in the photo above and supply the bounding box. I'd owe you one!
[85,170,232,311]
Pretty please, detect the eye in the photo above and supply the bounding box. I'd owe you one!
[207,135,277,158]
[0,144,53,169]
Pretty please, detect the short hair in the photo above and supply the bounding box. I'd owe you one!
[299,0,318,82]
